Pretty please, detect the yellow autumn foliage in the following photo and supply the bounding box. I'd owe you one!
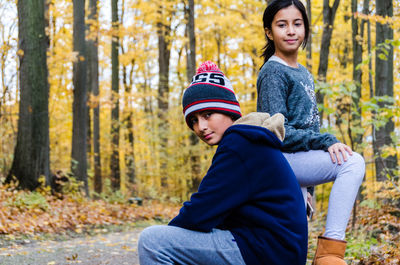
[0,0,398,205]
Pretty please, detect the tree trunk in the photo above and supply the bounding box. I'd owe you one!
[87,0,102,194]
[123,106,136,185]
[184,0,200,192]
[110,0,120,190]
[121,63,136,186]
[71,0,88,195]
[157,3,171,187]
[360,0,371,93]
[121,0,136,187]
[316,0,340,122]
[7,0,50,190]
[373,0,397,181]
[364,1,373,99]
[185,0,195,83]
[306,0,312,71]
[86,4,92,173]
[317,0,340,81]
[351,0,371,231]
[350,0,363,149]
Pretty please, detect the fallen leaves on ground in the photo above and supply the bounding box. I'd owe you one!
[308,200,400,264]
[0,185,180,237]
[1,184,400,264]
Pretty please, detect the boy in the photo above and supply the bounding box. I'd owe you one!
[138,61,308,265]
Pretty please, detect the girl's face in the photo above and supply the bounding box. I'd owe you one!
[265,5,305,59]
[190,111,234,146]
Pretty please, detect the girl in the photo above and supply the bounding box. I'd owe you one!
[257,1,365,264]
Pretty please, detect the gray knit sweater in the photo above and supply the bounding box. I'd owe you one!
[256,56,339,152]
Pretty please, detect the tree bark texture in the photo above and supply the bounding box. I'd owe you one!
[351,0,371,229]
[185,0,196,83]
[120,0,136,187]
[123,108,136,185]
[316,0,340,122]
[350,0,363,149]
[185,0,201,192]
[71,0,88,195]
[157,3,171,187]
[352,0,362,86]
[306,0,312,71]
[111,0,121,190]
[374,0,397,181]
[87,0,102,194]
[363,0,373,98]
[7,0,50,190]
[360,0,372,94]
[121,53,136,186]
[317,0,340,82]
[85,1,92,172]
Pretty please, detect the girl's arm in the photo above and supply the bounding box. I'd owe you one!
[282,125,339,151]
[257,70,339,152]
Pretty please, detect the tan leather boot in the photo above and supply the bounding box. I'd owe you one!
[312,236,347,265]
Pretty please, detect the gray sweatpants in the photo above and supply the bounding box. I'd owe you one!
[283,150,365,240]
[138,225,245,265]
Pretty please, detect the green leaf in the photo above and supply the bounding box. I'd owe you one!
[378,53,387,60]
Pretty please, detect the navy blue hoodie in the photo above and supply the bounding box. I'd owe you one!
[169,124,308,265]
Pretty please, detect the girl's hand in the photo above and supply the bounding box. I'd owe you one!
[327,143,353,165]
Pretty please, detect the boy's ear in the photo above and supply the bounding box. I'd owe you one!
[265,28,273,40]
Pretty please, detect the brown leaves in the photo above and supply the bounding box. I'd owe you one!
[0,185,180,237]
[353,204,400,264]
[307,196,400,264]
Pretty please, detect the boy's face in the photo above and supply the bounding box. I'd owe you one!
[190,111,234,146]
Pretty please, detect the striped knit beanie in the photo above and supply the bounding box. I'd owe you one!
[182,61,242,129]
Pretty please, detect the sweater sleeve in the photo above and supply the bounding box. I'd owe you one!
[169,147,250,232]
[257,67,339,152]
[282,126,339,151]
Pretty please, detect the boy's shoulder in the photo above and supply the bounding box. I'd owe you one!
[233,112,285,142]
[220,124,282,151]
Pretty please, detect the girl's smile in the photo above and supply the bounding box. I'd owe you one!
[285,39,298,44]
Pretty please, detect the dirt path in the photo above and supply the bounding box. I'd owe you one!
[0,228,144,265]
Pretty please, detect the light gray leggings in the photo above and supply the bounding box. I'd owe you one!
[283,150,365,240]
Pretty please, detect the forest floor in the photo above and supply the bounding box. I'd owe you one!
[0,227,143,265]
[0,183,399,265]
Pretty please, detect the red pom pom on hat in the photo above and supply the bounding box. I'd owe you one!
[183,60,241,129]
[195,61,222,75]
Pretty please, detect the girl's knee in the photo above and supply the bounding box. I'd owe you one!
[347,152,365,181]
[350,152,365,168]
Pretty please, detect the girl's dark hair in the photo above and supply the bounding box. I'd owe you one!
[261,0,310,63]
